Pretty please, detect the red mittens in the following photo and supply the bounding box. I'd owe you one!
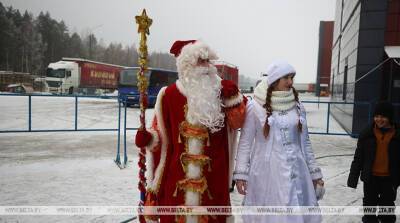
[135,128,152,147]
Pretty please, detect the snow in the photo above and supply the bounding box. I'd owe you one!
[0,94,399,223]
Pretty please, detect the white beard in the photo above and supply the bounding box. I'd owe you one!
[179,65,225,133]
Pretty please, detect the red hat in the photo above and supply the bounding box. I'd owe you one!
[169,40,196,57]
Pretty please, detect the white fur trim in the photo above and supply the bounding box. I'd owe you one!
[187,163,201,179]
[145,129,159,152]
[186,139,203,179]
[226,215,235,223]
[224,93,244,108]
[145,130,159,183]
[185,137,204,208]
[186,216,198,223]
[227,126,238,187]
[148,87,168,192]
[187,137,203,155]
[145,150,154,183]
[176,80,187,97]
[185,191,200,206]
[183,109,207,210]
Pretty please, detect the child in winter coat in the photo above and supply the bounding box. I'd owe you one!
[348,101,400,223]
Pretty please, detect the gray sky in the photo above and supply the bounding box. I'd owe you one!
[3,0,336,83]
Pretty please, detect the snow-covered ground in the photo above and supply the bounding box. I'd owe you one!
[0,94,399,223]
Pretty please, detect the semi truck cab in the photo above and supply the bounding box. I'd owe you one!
[46,61,79,94]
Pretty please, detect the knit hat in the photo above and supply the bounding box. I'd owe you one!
[253,78,268,105]
[266,60,296,86]
[374,101,394,121]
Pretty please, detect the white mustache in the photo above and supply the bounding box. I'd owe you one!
[192,66,217,76]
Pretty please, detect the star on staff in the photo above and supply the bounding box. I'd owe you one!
[135,9,152,35]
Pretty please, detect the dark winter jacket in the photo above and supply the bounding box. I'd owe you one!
[347,124,400,188]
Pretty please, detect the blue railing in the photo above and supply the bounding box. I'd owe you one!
[301,100,371,137]
[1,93,398,167]
[0,93,132,168]
[0,93,122,133]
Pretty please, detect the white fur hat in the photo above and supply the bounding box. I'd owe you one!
[266,60,296,86]
[176,41,218,75]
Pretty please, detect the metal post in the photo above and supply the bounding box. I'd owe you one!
[28,95,32,132]
[326,102,331,134]
[123,100,128,166]
[115,99,121,166]
[75,96,78,131]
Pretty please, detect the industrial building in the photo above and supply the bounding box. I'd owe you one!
[330,0,400,135]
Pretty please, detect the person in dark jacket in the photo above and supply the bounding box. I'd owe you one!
[347,101,400,223]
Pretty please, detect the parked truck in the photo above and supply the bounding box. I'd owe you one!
[214,61,239,85]
[45,58,125,94]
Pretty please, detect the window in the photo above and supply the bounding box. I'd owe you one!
[167,72,178,85]
[342,58,348,101]
[46,68,66,78]
[119,69,141,86]
[149,71,168,87]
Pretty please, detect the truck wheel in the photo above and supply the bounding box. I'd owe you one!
[68,87,74,94]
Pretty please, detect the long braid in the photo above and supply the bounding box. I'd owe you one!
[292,87,303,132]
[263,86,273,138]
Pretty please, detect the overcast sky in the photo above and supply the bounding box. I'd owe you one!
[3,0,336,83]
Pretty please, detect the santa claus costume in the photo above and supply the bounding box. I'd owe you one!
[135,40,246,223]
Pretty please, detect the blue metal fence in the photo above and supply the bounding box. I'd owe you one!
[0,93,123,133]
[1,93,398,167]
[301,100,371,137]
[0,93,133,168]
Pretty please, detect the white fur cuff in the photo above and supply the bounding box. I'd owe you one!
[145,129,160,151]
[224,93,243,108]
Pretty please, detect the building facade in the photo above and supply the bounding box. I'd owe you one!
[331,0,400,135]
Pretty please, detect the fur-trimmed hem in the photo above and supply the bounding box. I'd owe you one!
[147,87,168,192]
[226,215,235,223]
[224,93,244,108]
[227,126,238,187]
[184,137,204,207]
[145,149,154,183]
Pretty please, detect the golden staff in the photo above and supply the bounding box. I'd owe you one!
[135,9,152,223]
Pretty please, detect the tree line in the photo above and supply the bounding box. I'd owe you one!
[0,3,177,76]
